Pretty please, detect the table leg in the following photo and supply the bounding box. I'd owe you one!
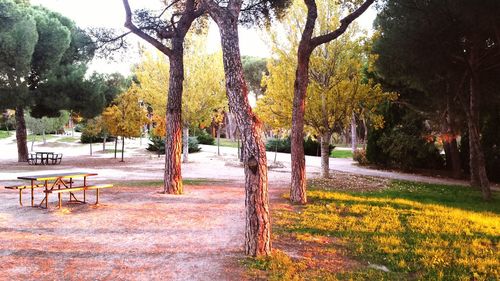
[58,193,62,208]
[96,189,99,205]
[31,180,34,207]
[19,190,23,206]
[84,190,86,203]
[45,180,48,209]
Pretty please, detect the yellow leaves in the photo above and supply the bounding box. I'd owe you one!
[256,0,397,135]
[132,32,227,129]
[102,88,149,138]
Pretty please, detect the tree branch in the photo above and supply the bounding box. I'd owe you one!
[122,0,173,57]
[310,0,375,48]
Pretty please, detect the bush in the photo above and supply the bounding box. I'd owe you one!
[265,137,291,153]
[367,109,444,170]
[74,124,84,132]
[353,149,369,165]
[265,136,334,156]
[147,136,201,154]
[196,131,215,145]
[80,131,115,143]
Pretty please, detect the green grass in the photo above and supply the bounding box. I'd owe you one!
[331,149,353,158]
[57,136,79,142]
[0,130,10,139]
[214,138,239,148]
[249,181,499,280]
[28,134,57,141]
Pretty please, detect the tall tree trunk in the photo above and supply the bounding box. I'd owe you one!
[449,138,461,179]
[121,136,125,162]
[163,41,184,195]
[320,131,332,178]
[183,126,189,163]
[351,113,357,152]
[290,41,312,204]
[15,107,28,162]
[90,141,93,156]
[212,13,270,257]
[42,129,46,144]
[362,116,368,149]
[217,125,221,156]
[103,134,107,151]
[114,137,118,159]
[467,75,491,200]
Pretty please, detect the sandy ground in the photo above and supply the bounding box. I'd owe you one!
[0,134,494,280]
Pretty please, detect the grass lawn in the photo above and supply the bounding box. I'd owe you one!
[247,180,499,280]
[0,130,10,139]
[214,138,239,148]
[116,178,229,187]
[57,136,79,142]
[331,149,353,158]
[28,134,57,142]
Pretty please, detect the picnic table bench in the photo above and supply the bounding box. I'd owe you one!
[28,152,63,165]
[5,172,114,209]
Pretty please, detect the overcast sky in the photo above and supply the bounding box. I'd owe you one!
[31,0,376,75]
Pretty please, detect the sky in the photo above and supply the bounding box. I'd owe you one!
[31,0,376,75]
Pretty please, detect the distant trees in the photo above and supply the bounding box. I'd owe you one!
[257,0,393,178]
[373,0,500,200]
[242,56,268,100]
[288,0,375,204]
[102,88,149,162]
[0,0,105,162]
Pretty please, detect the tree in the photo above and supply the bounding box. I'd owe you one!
[182,34,226,162]
[242,56,267,101]
[258,4,393,178]
[25,110,69,150]
[82,117,102,156]
[288,0,375,204]
[122,0,205,194]
[0,0,101,162]
[102,88,149,162]
[202,0,290,257]
[373,0,500,200]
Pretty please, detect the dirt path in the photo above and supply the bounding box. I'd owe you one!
[0,183,247,280]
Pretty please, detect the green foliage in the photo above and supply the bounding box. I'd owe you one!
[366,105,444,170]
[147,136,200,154]
[25,110,69,135]
[265,136,334,156]
[265,137,291,153]
[331,149,353,159]
[196,131,215,145]
[242,56,267,98]
[268,181,499,280]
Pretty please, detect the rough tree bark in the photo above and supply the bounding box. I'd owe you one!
[164,45,184,194]
[123,0,203,194]
[290,0,375,204]
[206,0,271,256]
[320,131,332,178]
[15,106,28,162]
[467,74,491,200]
[183,126,189,163]
[351,113,357,152]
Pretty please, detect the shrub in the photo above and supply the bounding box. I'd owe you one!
[353,149,369,165]
[80,131,115,143]
[147,136,201,154]
[265,137,291,153]
[265,136,334,156]
[196,131,215,145]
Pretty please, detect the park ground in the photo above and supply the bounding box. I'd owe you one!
[0,133,498,280]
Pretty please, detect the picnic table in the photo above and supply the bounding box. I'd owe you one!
[28,152,63,165]
[5,172,113,209]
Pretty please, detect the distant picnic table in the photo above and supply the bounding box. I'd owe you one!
[28,152,63,165]
[5,172,113,209]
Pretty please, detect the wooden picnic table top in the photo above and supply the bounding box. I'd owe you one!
[17,172,98,181]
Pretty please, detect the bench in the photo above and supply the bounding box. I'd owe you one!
[27,152,63,165]
[5,184,45,206]
[44,184,114,208]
